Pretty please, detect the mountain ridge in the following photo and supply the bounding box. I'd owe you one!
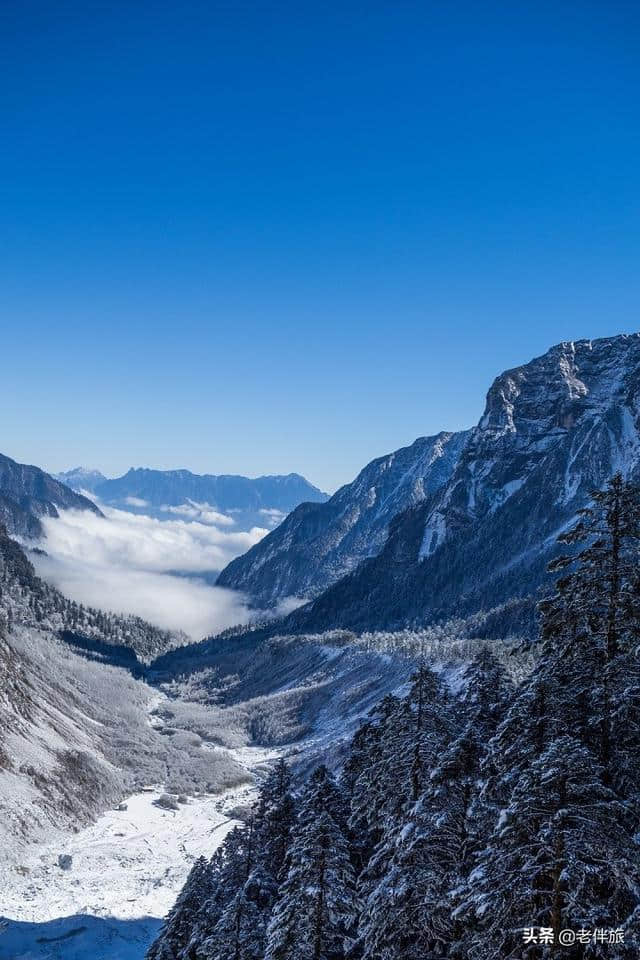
[54,467,107,493]
[0,453,103,538]
[58,466,328,530]
[217,431,470,604]
[221,333,640,638]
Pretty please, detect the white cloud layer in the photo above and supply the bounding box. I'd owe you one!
[32,506,270,640]
[258,507,286,525]
[159,500,237,526]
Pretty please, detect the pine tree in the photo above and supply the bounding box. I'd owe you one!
[348,696,402,869]
[147,857,215,960]
[609,646,640,809]
[254,758,297,881]
[196,760,298,960]
[182,849,225,960]
[406,662,450,801]
[463,736,639,960]
[299,764,350,834]
[352,699,422,917]
[265,770,357,960]
[358,652,508,959]
[542,473,640,663]
[539,474,640,798]
[479,672,566,817]
[359,726,478,959]
[199,865,276,960]
[191,828,255,960]
[459,647,512,735]
[351,671,450,867]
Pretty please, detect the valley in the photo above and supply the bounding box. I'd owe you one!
[3,333,640,959]
[0,745,278,960]
[0,529,423,960]
[5,0,637,952]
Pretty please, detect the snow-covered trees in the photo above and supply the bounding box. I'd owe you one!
[254,758,297,882]
[543,473,640,662]
[197,760,298,960]
[147,475,640,960]
[198,864,275,960]
[460,476,640,958]
[265,768,357,960]
[538,473,640,804]
[147,762,299,960]
[465,737,639,959]
[147,857,215,960]
[357,651,509,959]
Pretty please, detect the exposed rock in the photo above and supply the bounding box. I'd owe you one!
[234,334,640,638]
[217,431,469,604]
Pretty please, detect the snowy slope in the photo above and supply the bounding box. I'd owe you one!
[217,431,469,604]
[273,333,640,637]
[0,747,276,960]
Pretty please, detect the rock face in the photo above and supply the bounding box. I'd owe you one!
[418,335,639,561]
[231,334,640,637]
[0,453,102,538]
[217,431,470,605]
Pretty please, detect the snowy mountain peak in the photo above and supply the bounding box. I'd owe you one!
[54,467,108,493]
[257,331,640,639]
[421,333,640,558]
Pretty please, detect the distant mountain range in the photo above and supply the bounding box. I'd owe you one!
[55,467,329,531]
[219,333,640,638]
[0,453,102,538]
[0,456,327,543]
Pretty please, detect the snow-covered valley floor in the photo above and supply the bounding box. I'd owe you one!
[0,746,279,960]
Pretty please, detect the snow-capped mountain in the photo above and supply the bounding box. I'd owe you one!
[419,334,640,559]
[217,431,469,605]
[61,467,329,531]
[237,334,640,637]
[54,466,107,493]
[0,453,102,538]
[93,467,327,511]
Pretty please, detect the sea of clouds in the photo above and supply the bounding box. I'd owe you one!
[31,502,272,640]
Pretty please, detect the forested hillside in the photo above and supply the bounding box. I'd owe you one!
[148,474,640,959]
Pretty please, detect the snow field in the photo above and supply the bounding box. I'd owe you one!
[0,746,279,960]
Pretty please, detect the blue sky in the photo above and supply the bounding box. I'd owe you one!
[1,1,639,492]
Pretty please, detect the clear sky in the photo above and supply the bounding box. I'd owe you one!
[1,1,638,492]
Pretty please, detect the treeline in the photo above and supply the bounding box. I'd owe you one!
[147,475,640,959]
